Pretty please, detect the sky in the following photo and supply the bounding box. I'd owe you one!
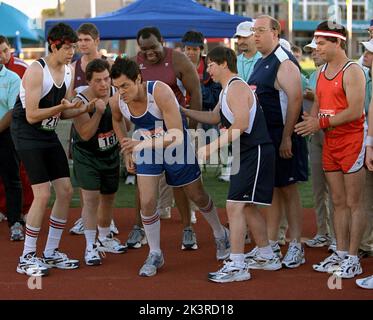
[1,0,58,18]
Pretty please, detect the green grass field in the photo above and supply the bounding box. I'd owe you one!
[54,166,314,209]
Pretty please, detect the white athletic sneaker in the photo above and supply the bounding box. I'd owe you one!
[16,252,49,277]
[85,244,102,266]
[0,212,6,222]
[312,252,343,273]
[305,234,331,248]
[246,255,282,271]
[356,275,373,289]
[282,241,305,268]
[40,249,80,269]
[110,219,119,235]
[208,260,251,283]
[69,217,84,235]
[139,251,164,277]
[333,255,363,279]
[245,242,282,260]
[96,234,127,254]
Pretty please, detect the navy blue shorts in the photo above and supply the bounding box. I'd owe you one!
[135,138,201,187]
[269,127,308,188]
[227,143,275,204]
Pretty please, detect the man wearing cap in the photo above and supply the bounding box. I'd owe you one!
[302,39,335,250]
[357,37,373,290]
[295,21,366,279]
[234,21,261,83]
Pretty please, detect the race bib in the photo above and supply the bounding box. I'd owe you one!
[98,130,118,151]
[40,113,61,131]
[318,109,335,118]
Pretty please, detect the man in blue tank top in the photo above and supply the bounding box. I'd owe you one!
[248,15,308,268]
[110,58,230,277]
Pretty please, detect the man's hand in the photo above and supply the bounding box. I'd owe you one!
[121,137,141,154]
[94,99,106,114]
[124,153,136,174]
[294,111,320,137]
[279,136,293,159]
[61,98,83,110]
[366,146,373,171]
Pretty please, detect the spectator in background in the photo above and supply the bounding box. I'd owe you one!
[0,58,23,241]
[0,35,33,224]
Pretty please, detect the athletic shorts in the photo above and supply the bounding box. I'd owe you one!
[17,143,70,185]
[227,144,275,204]
[72,146,120,194]
[269,127,308,187]
[323,131,365,173]
[135,143,201,187]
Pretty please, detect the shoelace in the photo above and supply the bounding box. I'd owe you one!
[286,244,301,261]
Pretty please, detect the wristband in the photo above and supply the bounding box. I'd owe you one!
[366,135,373,147]
[319,117,330,129]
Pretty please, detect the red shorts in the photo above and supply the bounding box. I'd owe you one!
[322,131,365,173]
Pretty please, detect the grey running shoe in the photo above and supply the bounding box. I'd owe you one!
[208,260,251,283]
[139,251,164,277]
[126,225,147,249]
[215,227,230,260]
[181,226,198,250]
[10,222,24,241]
[17,252,49,277]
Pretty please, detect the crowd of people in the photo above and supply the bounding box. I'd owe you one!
[0,14,372,289]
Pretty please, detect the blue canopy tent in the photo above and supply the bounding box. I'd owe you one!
[0,2,42,43]
[45,0,250,40]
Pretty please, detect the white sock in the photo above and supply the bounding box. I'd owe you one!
[229,253,245,267]
[258,245,275,259]
[44,216,66,257]
[84,229,97,248]
[336,251,348,259]
[141,211,161,254]
[199,198,225,239]
[98,226,110,241]
[23,224,40,256]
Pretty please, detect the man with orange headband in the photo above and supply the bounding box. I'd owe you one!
[295,21,367,279]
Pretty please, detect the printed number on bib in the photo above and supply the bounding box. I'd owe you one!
[41,114,60,131]
[98,130,118,151]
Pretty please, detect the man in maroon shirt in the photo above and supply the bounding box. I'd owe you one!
[0,35,32,224]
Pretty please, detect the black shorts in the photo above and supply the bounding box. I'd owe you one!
[227,143,275,205]
[269,128,308,188]
[17,144,70,185]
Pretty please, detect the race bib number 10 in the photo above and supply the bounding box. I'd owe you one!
[98,130,118,151]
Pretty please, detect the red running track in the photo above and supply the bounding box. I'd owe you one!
[0,208,372,300]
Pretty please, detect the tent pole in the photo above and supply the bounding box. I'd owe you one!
[230,0,235,50]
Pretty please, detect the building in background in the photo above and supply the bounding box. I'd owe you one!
[41,0,373,58]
